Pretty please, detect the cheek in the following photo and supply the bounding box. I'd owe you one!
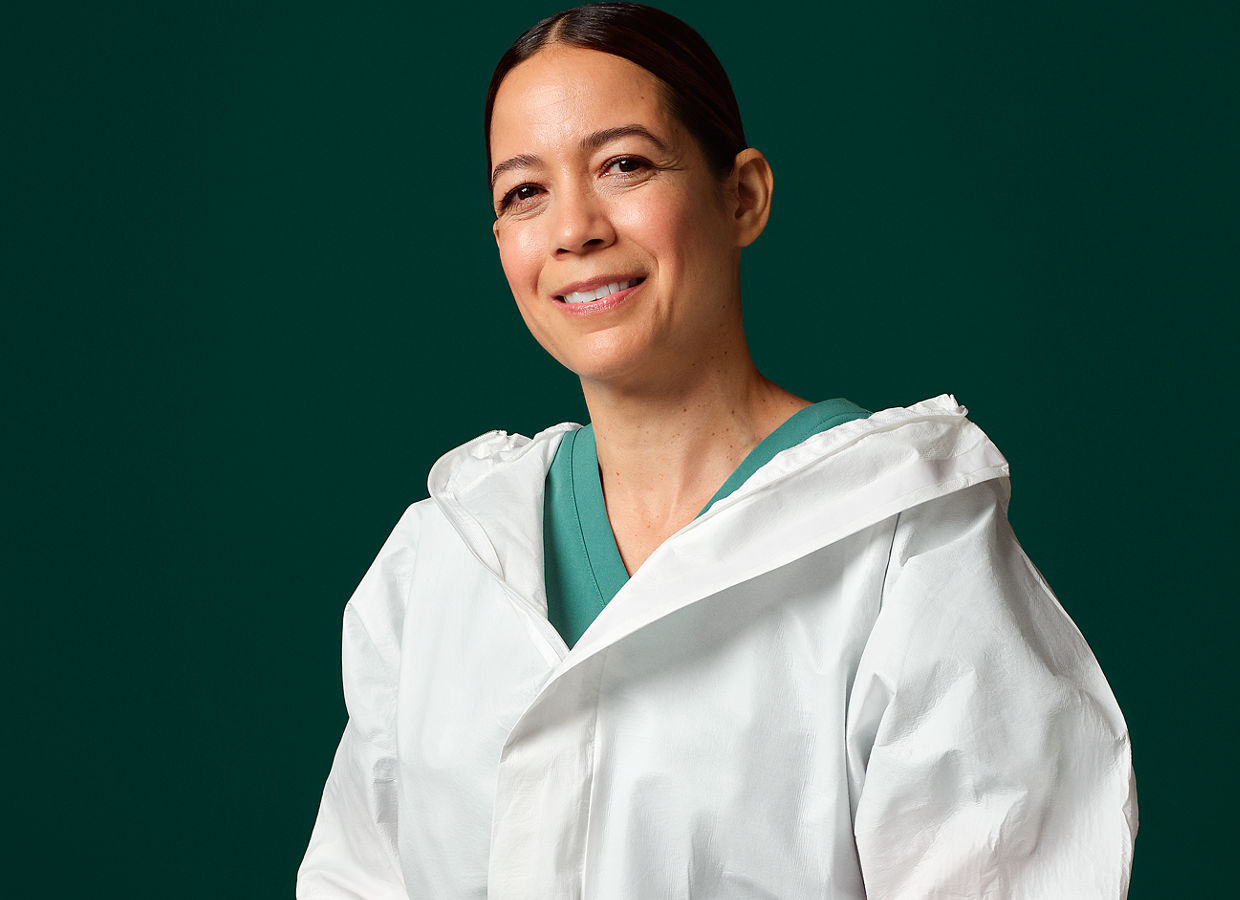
[614,187,712,269]
[496,226,544,296]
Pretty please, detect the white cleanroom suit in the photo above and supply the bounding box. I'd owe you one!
[297,395,1137,899]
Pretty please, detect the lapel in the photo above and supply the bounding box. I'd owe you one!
[428,423,578,665]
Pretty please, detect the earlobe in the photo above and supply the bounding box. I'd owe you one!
[731,148,773,248]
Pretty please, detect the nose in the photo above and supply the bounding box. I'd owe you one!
[552,183,615,255]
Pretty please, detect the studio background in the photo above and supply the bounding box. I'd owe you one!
[5,1,1233,896]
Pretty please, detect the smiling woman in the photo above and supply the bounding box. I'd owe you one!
[487,45,780,432]
[297,4,1137,898]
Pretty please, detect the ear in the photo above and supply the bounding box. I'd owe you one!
[729,148,773,248]
[492,217,501,245]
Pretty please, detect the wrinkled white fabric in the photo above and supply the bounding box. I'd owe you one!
[298,396,1137,899]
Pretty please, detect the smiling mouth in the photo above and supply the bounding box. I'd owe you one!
[558,278,645,304]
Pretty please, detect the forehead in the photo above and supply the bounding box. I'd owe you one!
[489,46,676,159]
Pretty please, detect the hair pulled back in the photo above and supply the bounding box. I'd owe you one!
[484,2,747,181]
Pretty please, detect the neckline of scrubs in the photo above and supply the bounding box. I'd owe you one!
[698,397,870,515]
[543,398,871,647]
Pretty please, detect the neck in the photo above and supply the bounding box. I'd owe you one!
[579,343,807,573]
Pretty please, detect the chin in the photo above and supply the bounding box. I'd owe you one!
[538,328,634,378]
[561,355,640,386]
[567,352,676,395]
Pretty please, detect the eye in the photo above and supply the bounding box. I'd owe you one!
[602,155,651,177]
[497,183,544,214]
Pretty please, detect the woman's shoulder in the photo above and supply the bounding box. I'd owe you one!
[426,421,581,499]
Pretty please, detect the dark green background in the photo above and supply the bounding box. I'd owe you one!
[5,1,1234,895]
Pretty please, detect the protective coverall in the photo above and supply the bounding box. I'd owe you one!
[298,395,1138,898]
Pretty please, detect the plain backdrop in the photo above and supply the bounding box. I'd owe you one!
[4,1,1235,896]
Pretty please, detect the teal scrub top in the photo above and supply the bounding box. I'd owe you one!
[543,399,871,647]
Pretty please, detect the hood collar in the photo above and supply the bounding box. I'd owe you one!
[428,395,1009,666]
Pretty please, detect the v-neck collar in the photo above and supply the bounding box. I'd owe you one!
[544,399,871,647]
[569,424,631,604]
[541,425,630,649]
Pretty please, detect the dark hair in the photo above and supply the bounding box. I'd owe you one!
[484,2,747,181]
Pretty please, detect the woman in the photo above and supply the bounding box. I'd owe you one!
[298,4,1136,897]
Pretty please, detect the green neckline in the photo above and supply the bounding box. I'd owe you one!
[699,398,870,515]
[543,398,871,647]
[569,425,631,604]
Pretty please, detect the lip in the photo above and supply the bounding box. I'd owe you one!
[551,274,646,317]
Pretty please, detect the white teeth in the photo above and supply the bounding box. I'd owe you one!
[561,278,640,304]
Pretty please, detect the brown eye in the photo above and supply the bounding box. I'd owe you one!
[603,156,651,176]
[499,183,544,212]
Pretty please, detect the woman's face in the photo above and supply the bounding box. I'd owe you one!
[489,46,745,390]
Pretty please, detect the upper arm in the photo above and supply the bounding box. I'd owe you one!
[297,502,428,898]
[847,480,1137,898]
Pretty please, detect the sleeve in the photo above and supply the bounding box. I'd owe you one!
[296,505,424,900]
[846,479,1137,899]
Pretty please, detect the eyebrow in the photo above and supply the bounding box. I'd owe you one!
[489,124,669,191]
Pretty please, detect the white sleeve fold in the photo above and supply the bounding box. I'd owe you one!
[847,480,1137,899]
[297,505,423,899]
